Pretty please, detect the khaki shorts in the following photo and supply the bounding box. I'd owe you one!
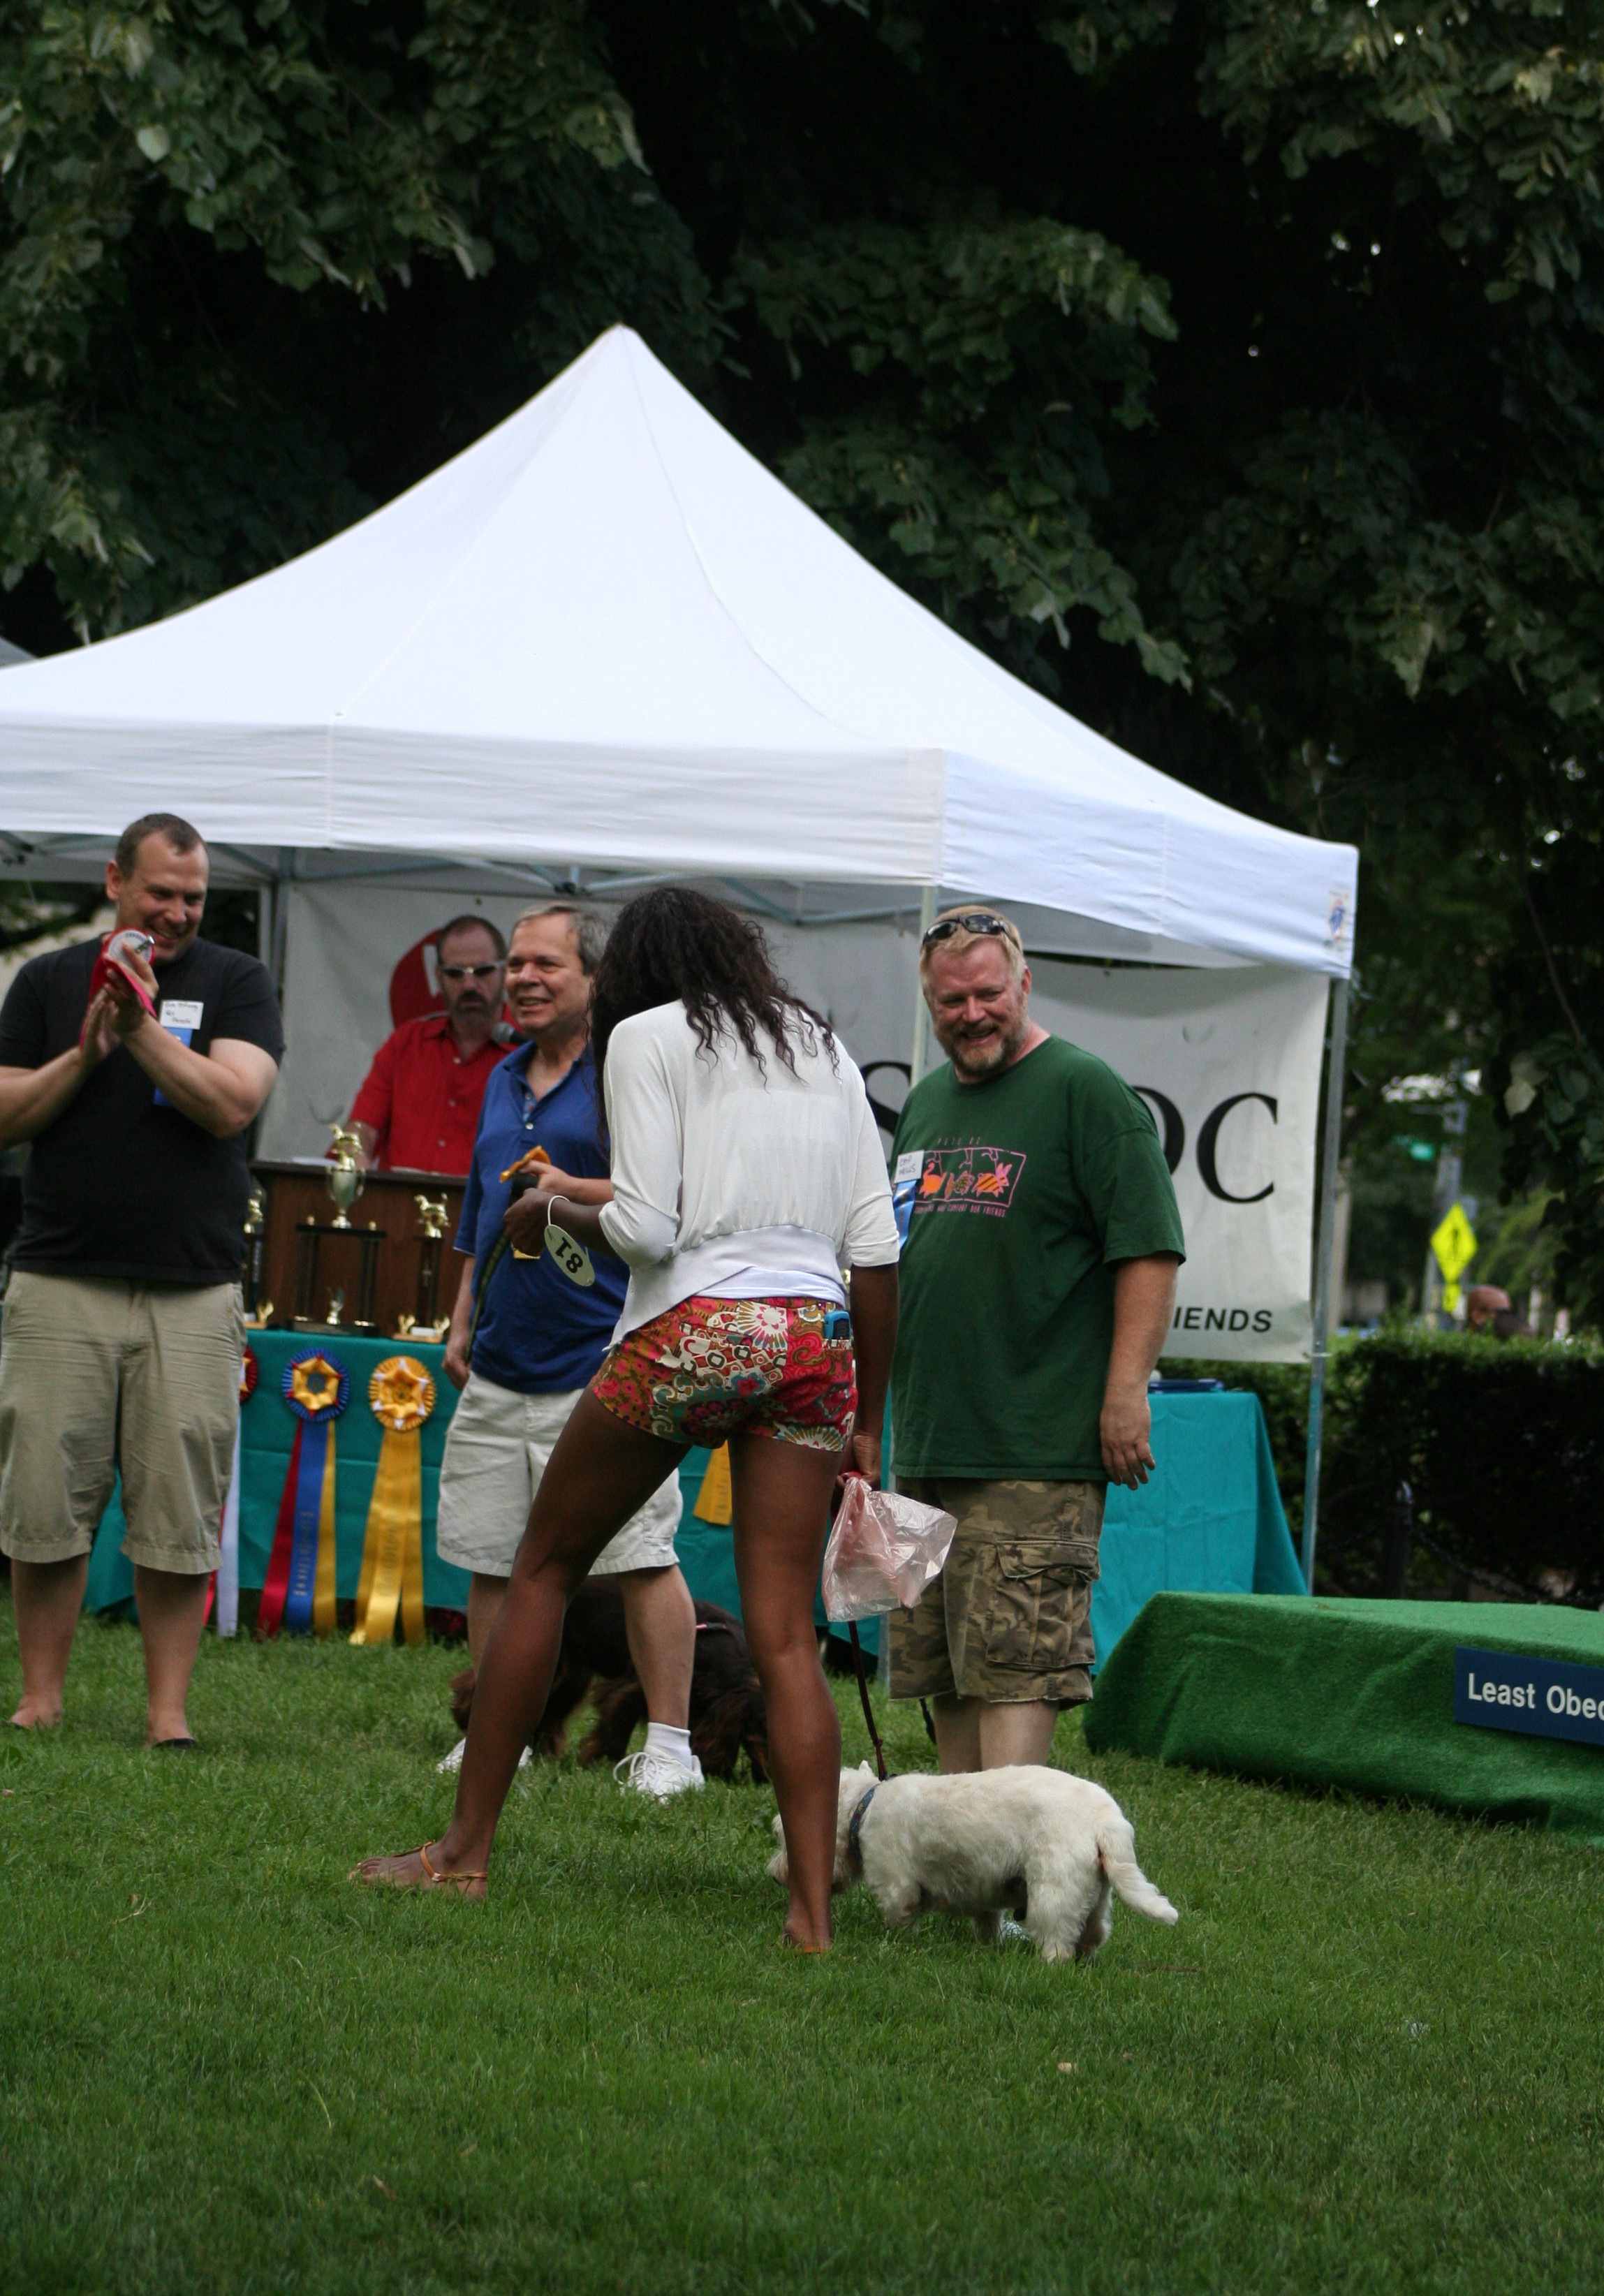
[0,1270,244,1575]
[887,1477,1106,1707]
[435,1372,682,1578]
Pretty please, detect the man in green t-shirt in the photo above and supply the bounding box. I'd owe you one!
[888,906,1185,1772]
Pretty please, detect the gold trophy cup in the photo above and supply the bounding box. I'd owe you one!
[293,1126,384,1332]
[326,1124,366,1229]
[410,1193,450,1337]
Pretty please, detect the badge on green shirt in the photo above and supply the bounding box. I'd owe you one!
[890,1036,1185,1482]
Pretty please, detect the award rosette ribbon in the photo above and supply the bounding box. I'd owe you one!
[216,1346,260,1640]
[350,1356,436,1649]
[258,1349,349,1638]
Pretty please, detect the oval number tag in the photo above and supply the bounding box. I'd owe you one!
[545,1218,596,1287]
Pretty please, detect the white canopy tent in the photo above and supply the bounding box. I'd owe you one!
[0,324,1357,1577]
[0,326,1352,973]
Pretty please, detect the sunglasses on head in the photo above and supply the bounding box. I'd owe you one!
[921,911,1017,949]
[437,962,504,983]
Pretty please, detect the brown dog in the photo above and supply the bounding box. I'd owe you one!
[448,1577,770,1783]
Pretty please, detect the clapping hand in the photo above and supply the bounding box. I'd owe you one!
[78,986,120,1069]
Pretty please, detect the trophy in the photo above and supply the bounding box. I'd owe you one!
[410,1194,450,1338]
[294,1126,385,1332]
[326,1124,366,1230]
[242,1188,266,1315]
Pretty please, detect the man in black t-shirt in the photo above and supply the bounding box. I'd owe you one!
[0,812,284,1746]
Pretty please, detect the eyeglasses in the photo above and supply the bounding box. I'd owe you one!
[921,911,1018,949]
[438,963,505,983]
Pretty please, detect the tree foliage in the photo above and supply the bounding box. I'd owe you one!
[4,0,1604,1309]
[0,0,714,632]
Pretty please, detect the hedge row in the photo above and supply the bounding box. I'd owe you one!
[1190,1332,1604,1608]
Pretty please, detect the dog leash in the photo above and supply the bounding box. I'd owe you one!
[846,1621,889,1781]
[466,1147,551,1359]
[831,1469,890,1782]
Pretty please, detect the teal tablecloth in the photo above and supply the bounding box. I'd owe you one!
[670,1392,1301,1667]
[1093,1389,1305,1663]
[85,1360,1297,1661]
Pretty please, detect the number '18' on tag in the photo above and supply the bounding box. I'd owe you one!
[545,1220,595,1287]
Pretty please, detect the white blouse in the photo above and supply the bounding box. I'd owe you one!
[596,1000,900,1337]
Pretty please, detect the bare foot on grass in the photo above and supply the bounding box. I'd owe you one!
[350,1843,487,1900]
[8,1699,63,1730]
[781,1915,832,1954]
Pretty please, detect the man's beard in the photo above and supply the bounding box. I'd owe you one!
[937,1011,1030,1080]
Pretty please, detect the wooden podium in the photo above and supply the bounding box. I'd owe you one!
[247,1161,468,1339]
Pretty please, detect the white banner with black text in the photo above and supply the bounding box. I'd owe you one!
[1027,959,1330,1363]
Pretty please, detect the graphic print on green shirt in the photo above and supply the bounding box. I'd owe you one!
[890,1036,1185,1481]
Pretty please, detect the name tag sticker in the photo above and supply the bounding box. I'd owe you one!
[154,999,202,1105]
[1455,1646,1604,1747]
[895,1151,924,1182]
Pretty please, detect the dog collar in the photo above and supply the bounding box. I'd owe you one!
[846,1782,877,1875]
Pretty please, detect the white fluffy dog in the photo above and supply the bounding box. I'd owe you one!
[770,1762,1178,1963]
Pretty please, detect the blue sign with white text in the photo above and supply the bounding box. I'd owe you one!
[1455,1646,1604,1749]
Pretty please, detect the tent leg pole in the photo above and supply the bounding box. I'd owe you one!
[270,849,293,996]
[884,883,939,1557]
[1302,974,1351,1592]
[908,886,937,1086]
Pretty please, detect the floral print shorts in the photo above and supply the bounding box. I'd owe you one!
[591,1295,857,1452]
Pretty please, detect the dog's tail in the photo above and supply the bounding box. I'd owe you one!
[1096,1815,1178,1925]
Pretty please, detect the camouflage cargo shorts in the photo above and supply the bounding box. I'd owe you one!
[886,1478,1106,1707]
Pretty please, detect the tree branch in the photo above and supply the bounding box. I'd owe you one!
[1519,865,1587,1050]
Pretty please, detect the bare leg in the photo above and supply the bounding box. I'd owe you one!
[932,1694,1058,1773]
[466,1571,509,1668]
[355,1393,685,1893]
[931,1693,982,1775]
[978,1701,1059,1769]
[133,1566,212,1746]
[617,1565,695,1727]
[728,1434,841,1952]
[8,1554,89,1727]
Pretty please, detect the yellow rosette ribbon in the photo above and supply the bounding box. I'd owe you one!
[350,1355,436,1648]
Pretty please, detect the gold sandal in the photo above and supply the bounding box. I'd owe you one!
[418,1841,487,1891]
[350,1842,487,1892]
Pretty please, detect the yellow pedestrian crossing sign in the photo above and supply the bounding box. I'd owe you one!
[1432,1202,1478,1313]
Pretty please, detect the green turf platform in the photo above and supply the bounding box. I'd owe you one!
[1083,1593,1604,1844]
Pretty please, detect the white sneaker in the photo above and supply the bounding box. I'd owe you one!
[436,1736,531,1774]
[613,1747,705,1799]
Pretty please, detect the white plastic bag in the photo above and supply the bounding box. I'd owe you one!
[821,1479,957,1621]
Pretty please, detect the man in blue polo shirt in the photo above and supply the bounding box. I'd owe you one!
[434,903,699,1797]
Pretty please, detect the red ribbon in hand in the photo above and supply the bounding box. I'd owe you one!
[83,930,157,1043]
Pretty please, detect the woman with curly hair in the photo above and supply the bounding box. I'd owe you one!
[357,888,900,1949]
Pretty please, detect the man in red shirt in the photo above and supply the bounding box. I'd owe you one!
[348,916,508,1175]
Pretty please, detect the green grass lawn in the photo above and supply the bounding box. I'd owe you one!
[2,1596,1601,2295]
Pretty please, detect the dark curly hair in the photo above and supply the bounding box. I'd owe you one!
[590,888,834,1082]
